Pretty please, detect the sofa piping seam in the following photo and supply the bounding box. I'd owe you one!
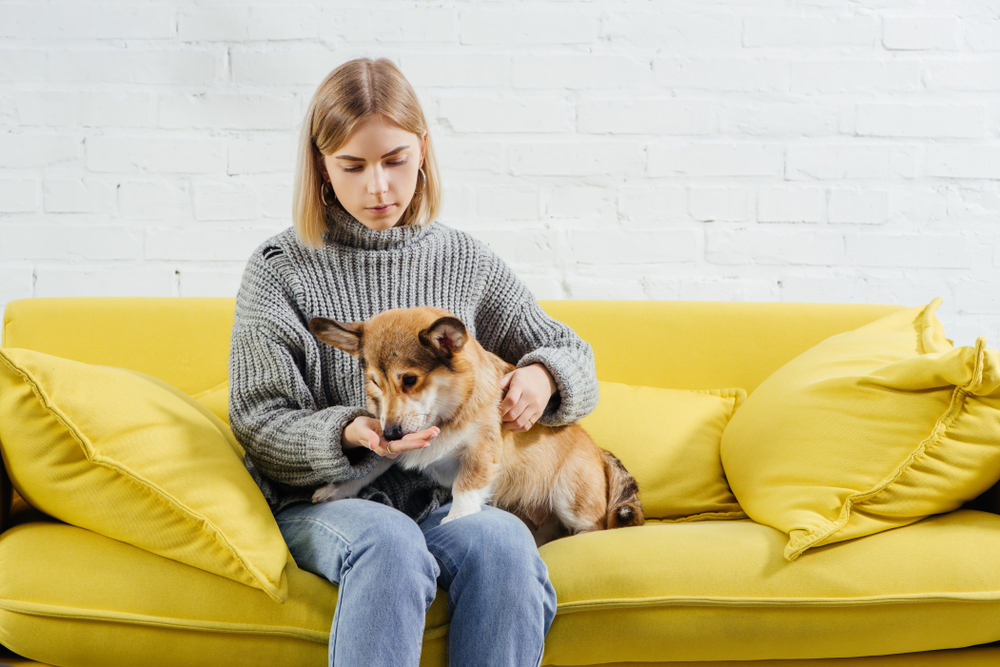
[0,598,451,643]
[553,591,1000,615]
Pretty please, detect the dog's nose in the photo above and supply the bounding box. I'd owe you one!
[383,425,405,442]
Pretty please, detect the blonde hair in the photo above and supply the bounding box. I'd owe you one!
[293,58,442,248]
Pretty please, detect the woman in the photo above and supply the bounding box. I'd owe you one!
[228,57,599,667]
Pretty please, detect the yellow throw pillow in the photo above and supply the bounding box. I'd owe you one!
[580,381,746,521]
[721,298,1000,561]
[0,458,10,533]
[0,348,290,602]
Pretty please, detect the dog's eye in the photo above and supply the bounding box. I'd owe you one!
[401,375,418,388]
[369,376,380,389]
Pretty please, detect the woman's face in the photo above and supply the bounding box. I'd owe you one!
[320,114,427,231]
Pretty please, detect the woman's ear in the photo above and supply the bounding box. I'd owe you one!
[314,150,329,182]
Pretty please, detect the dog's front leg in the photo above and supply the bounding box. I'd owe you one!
[312,457,394,503]
[442,442,498,524]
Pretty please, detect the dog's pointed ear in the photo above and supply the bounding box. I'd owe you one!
[419,316,468,359]
[310,317,364,358]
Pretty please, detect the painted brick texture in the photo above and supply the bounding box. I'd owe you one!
[1,0,998,346]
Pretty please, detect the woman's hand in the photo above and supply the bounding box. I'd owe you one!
[500,363,557,432]
[343,416,439,459]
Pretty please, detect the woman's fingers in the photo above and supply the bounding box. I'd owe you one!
[502,386,542,431]
[501,382,528,424]
[402,426,440,441]
[502,403,541,432]
[500,364,554,432]
[378,426,439,458]
[499,375,519,415]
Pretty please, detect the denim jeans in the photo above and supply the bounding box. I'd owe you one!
[275,498,557,667]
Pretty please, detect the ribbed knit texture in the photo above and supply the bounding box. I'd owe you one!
[228,202,600,520]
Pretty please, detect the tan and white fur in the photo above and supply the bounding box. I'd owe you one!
[309,306,643,544]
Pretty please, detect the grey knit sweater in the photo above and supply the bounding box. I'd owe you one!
[228,203,600,521]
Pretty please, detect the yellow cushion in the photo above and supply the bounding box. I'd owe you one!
[580,382,746,521]
[0,349,289,601]
[0,459,10,533]
[540,510,1000,663]
[720,298,1000,561]
[0,521,450,667]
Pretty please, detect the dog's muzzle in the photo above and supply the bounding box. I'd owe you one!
[383,413,432,443]
[383,425,406,442]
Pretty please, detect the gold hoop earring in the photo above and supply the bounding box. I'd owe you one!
[413,167,426,196]
[321,181,337,207]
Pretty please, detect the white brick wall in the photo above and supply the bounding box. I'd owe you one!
[1,0,999,346]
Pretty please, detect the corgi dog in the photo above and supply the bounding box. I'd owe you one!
[308,306,644,543]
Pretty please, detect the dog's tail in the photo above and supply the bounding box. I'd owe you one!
[601,450,645,529]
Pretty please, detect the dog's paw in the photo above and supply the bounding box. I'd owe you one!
[312,483,350,504]
[440,505,482,524]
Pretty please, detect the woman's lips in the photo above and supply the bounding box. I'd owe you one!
[368,204,394,214]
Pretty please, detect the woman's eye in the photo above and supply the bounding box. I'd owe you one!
[341,160,404,173]
[402,375,417,388]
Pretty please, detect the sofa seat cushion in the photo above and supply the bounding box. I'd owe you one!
[540,510,1000,664]
[2,514,1000,667]
[0,521,451,667]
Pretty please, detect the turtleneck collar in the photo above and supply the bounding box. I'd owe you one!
[323,202,430,251]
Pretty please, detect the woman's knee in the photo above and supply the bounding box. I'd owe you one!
[443,507,545,575]
[278,499,438,583]
[430,507,556,621]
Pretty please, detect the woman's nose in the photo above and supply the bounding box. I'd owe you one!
[368,165,388,196]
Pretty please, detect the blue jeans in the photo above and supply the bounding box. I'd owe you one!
[275,499,557,667]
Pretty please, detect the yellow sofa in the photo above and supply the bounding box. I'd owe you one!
[1,297,999,667]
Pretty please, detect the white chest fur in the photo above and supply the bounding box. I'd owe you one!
[396,421,498,524]
[396,423,479,487]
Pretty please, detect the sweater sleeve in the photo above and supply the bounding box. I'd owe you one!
[228,248,379,490]
[472,245,599,426]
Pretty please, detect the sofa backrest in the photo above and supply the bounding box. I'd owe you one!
[2,297,903,397]
[542,300,904,394]
[2,297,235,396]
